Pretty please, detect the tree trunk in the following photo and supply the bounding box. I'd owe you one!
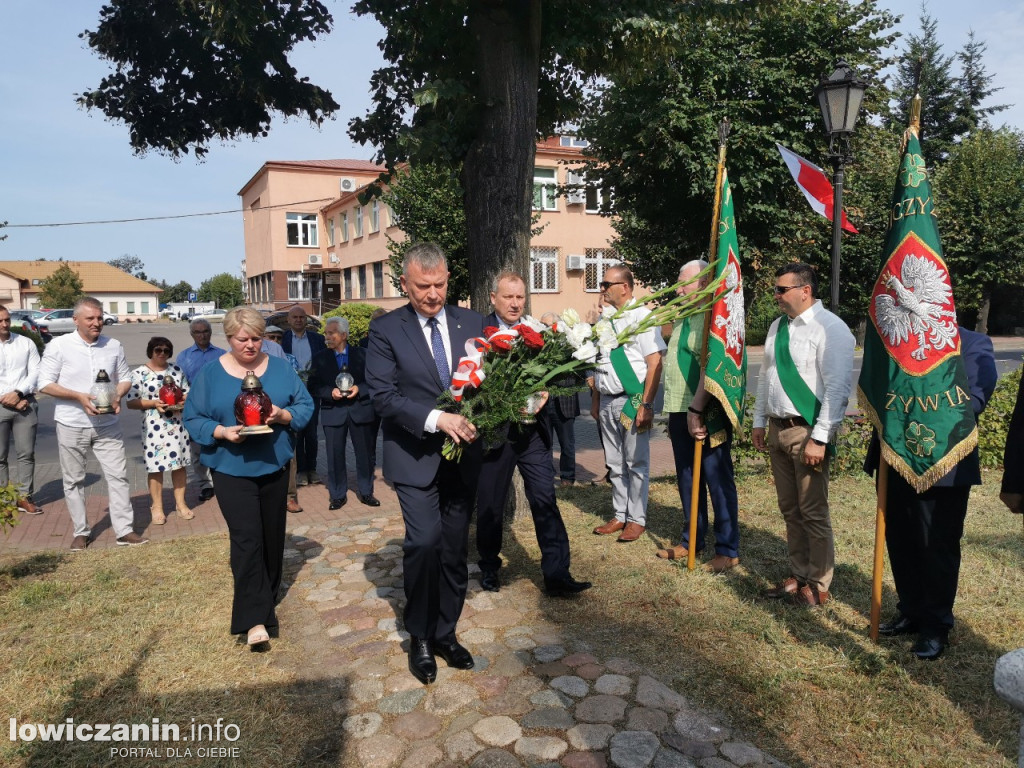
[976,286,991,334]
[463,0,541,314]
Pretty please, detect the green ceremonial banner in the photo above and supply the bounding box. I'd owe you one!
[704,169,747,447]
[857,130,976,492]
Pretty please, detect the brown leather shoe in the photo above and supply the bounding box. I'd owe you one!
[706,555,740,573]
[616,522,645,542]
[287,498,303,513]
[593,519,625,535]
[656,544,688,560]
[793,584,830,606]
[763,576,802,599]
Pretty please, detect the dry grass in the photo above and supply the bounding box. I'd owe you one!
[508,471,1024,768]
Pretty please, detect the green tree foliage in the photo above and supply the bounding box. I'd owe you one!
[160,280,194,304]
[381,164,470,303]
[579,0,899,325]
[956,32,1009,135]
[197,273,244,309]
[933,128,1024,333]
[321,302,381,346]
[38,263,85,308]
[77,0,338,158]
[107,254,147,280]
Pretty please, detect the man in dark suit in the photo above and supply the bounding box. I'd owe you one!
[365,243,483,685]
[309,316,378,510]
[476,273,592,598]
[866,326,997,660]
[282,305,328,486]
[1001,371,1024,515]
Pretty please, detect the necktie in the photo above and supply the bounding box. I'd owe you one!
[428,317,451,388]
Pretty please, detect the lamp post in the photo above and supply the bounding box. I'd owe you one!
[814,59,867,313]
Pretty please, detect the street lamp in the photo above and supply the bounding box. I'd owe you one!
[814,59,867,313]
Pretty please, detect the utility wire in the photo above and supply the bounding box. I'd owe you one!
[5,198,335,229]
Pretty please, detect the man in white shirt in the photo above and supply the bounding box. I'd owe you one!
[591,264,667,543]
[38,297,146,551]
[752,263,854,606]
[0,305,41,515]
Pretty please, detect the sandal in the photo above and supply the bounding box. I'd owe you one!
[177,507,195,520]
[151,507,166,525]
[247,625,270,646]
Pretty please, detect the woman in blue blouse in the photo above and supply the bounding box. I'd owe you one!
[184,308,313,648]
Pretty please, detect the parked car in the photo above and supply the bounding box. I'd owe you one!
[8,310,51,341]
[264,310,321,331]
[200,309,227,322]
[38,308,77,336]
[103,312,118,325]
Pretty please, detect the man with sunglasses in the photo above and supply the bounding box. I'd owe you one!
[591,264,667,543]
[752,262,854,606]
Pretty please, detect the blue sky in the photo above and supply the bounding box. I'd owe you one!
[1,1,1021,289]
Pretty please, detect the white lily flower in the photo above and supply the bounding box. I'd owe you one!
[572,340,598,362]
[561,308,580,328]
[517,315,546,333]
[564,322,592,349]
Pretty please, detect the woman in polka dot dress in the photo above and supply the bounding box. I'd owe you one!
[127,336,193,524]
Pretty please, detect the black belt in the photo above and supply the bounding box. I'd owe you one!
[603,391,625,397]
[771,415,809,429]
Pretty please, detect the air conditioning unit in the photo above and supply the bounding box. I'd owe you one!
[329,254,340,264]
[565,171,586,205]
[339,176,357,193]
[308,254,323,266]
[566,254,585,271]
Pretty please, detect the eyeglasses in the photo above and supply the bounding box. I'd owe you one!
[774,284,807,295]
[599,281,626,291]
[152,347,171,355]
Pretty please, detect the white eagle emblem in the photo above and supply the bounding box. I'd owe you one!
[874,254,958,361]
[714,259,745,357]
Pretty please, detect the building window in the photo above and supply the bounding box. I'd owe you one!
[370,201,380,233]
[584,248,619,292]
[141,301,150,314]
[354,206,364,238]
[559,135,589,147]
[127,302,136,314]
[288,271,301,300]
[344,268,353,300]
[585,185,604,213]
[305,274,321,301]
[327,217,335,246]
[373,262,384,297]
[286,213,318,247]
[109,301,118,314]
[340,212,349,242]
[358,265,367,297]
[532,167,558,211]
[530,247,559,293]
[386,205,395,228]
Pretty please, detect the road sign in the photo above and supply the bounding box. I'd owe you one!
[187,292,197,302]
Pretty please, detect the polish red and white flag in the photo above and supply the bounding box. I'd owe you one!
[776,143,858,234]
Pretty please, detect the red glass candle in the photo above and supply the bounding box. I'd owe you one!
[159,375,183,406]
[234,371,272,427]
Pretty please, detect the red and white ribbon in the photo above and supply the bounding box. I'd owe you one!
[449,328,519,401]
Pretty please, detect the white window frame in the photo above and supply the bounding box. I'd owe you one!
[370,200,380,233]
[141,301,150,314]
[126,301,136,314]
[373,261,384,297]
[287,271,302,300]
[559,135,589,147]
[358,265,367,297]
[354,205,364,237]
[286,212,318,247]
[584,248,619,292]
[532,167,558,211]
[327,217,335,246]
[340,212,349,242]
[530,247,559,293]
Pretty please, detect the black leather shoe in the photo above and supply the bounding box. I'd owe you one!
[358,494,381,507]
[199,488,215,502]
[329,498,346,510]
[878,614,918,637]
[408,637,437,684]
[432,638,474,670]
[480,569,500,592]
[544,575,593,597]
[912,632,947,661]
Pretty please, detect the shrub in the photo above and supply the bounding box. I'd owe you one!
[978,363,1022,470]
[321,303,383,346]
[11,326,44,356]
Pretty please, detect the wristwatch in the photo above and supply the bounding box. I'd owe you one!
[811,438,826,446]
[641,402,654,410]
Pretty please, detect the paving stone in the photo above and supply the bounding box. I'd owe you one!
[575,695,628,724]
[473,608,525,628]
[652,748,698,768]
[490,652,529,677]
[445,729,486,762]
[473,675,511,699]
[696,758,736,768]
[478,692,534,717]
[380,688,427,714]
[627,707,670,733]
[530,689,573,709]
[636,676,690,712]
[392,710,443,741]
[672,710,729,744]
[471,715,523,747]
[507,676,545,698]
[447,711,485,736]
[720,741,765,766]
[385,674,425,694]
[349,678,385,704]
[426,682,481,716]
[563,753,609,768]
[605,657,641,675]
[562,652,599,667]
[462,628,497,644]
[521,706,575,730]
[355,734,406,768]
[575,663,606,681]
[342,712,383,738]
[594,674,632,696]
[550,675,589,698]
[532,661,572,677]
[566,723,616,751]
[609,731,661,768]
[661,734,718,760]
[514,736,568,762]
[534,644,568,663]
[469,748,523,768]
[505,635,537,651]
